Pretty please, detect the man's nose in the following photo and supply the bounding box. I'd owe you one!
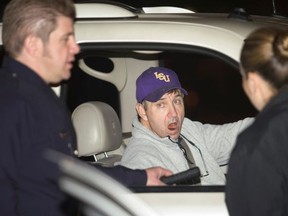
[70,38,80,54]
[168,103,177,117]
[72,42,80,54]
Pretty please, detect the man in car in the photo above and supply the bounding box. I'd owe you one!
[0,1,172,216]
[120,66,253,185]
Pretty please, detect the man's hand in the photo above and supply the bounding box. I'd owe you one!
[145,167,173,186]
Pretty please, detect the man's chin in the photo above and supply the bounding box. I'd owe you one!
[62,71,71,80]
[168,132,180,140]
[49,73,70,85]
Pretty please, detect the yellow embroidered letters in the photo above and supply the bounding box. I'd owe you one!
[154,72,170,82]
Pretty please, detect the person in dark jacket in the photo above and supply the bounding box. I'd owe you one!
[0,0,172,215]
[225,27,288,216]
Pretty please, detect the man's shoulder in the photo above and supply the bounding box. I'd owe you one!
[182,117,204,129]
[0,69,32,116]
[127,135,170,153]
[0,67,20,89]
[128,137,155,147]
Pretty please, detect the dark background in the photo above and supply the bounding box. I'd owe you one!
[0,0,288,19]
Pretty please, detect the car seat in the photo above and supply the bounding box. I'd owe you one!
[72,101,122,167]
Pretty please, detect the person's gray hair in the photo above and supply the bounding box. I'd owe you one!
[2,0,76,57]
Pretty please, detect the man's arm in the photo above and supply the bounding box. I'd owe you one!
[201,117,254,164]
[95,165,172,186]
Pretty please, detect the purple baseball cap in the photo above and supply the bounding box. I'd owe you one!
[136,67,188,103]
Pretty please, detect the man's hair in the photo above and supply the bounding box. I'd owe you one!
[2,0,76,57]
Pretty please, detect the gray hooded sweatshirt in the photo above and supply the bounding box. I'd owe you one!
[120,117,253,185]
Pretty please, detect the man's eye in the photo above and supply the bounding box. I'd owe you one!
[156,103,164,108]
[62,35,71,42]
[174,99,182,104]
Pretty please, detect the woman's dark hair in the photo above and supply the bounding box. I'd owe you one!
[240,27,288,90]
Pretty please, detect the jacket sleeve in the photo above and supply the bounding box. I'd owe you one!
[94,165,147,186]
[193,117,254,165]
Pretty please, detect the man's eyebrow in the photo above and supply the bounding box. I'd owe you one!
[62,32,74,38]
[172,91,183,97]
[158,92,181,101]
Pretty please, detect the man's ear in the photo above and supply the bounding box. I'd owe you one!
[23,35,41,56]
[136,103,148,121]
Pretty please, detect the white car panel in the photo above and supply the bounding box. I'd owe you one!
[138,192,228,216]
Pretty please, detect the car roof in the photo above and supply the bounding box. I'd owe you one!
[73,0,288,17]
[0,3,287,49]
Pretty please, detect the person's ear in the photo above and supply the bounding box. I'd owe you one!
[23,35,42,56]
[246,72,271,111]
[246,72,260,95]
[136,103,148,121]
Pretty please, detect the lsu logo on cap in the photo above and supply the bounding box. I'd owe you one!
[154,72,170,82]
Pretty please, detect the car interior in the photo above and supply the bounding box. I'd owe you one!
[54,42,258,215]
[72,101,123,166]
[63,45,257,171]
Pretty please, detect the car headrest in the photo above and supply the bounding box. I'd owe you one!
[72,101,122,157]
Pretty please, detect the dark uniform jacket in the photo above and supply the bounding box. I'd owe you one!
[0,56,146,216]
[226,85,288,216]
